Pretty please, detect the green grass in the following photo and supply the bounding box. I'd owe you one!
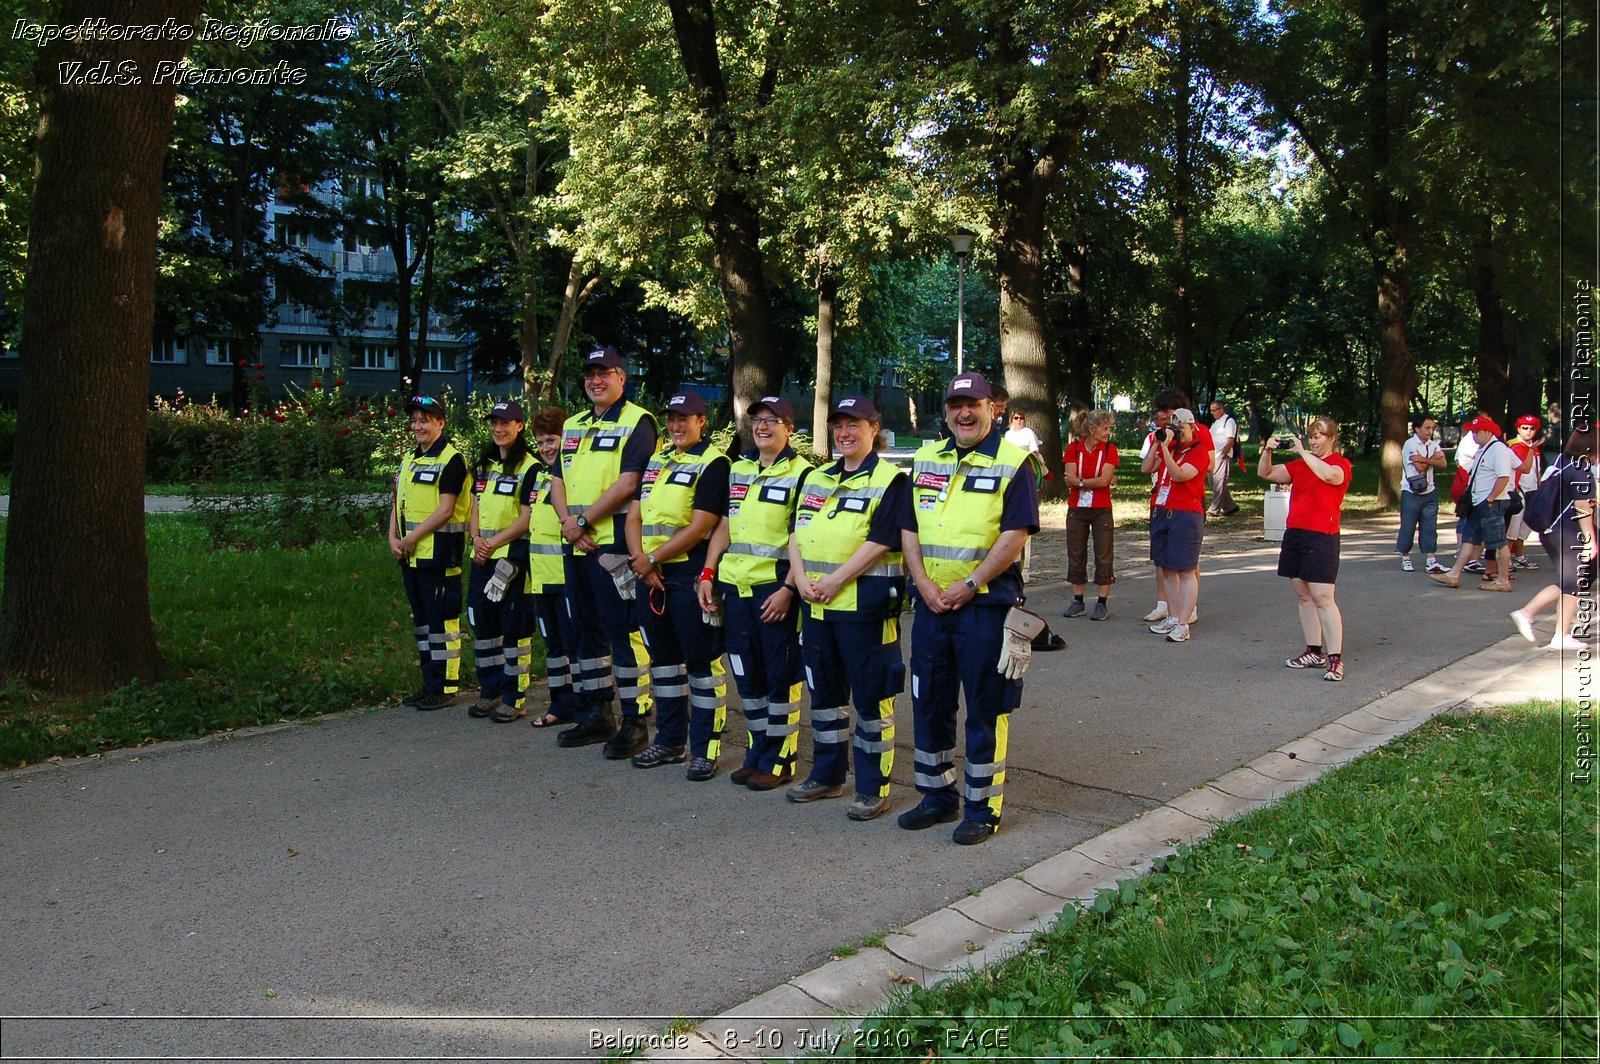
[0,514,531,768]
[840,703,1594,1059]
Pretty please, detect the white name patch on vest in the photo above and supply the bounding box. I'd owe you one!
[668,470,696,486]
[413,469,438,483]
[758,485,789,504]
[963,476,999,493]
[593,434,620,451]
[493,479,516,495]
[837,496,869,514]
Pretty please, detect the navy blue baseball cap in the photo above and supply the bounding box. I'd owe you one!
[944,371,994,402]
[749,395,794,422]
[406,394,446,418]
[485,400,526,422]
[582,347,625,372]
[829,396,879,422]
[666,392,707,416]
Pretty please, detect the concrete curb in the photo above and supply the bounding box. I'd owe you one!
[648,635,1562,1062]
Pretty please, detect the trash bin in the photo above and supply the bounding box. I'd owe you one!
[1263,485,1291,542]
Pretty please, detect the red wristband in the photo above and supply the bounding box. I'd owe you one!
[700,567,716,582]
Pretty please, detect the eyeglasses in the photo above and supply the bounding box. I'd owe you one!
[751,416,782,427]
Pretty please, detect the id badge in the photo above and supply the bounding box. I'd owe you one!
[1154,484,1170,506]
[1077,488,1095,508]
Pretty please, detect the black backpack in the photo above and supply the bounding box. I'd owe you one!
[1521,457,1572,536]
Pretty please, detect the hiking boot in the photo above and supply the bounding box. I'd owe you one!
[401,690,429,707]
[490,701,526,723]
[897,798,960,831]
[952,819,997,845]
[745,767,794,791]
[1089,601,1109,622]
[786,778,846,803]
[467,698,498,719]
[631,743,687,768]
[1062,600,1086,619]
[685,757,718,782]
[1286,650,1328,669]
[413,691,451,712]
[845,794,890,821]
[557,712,616,748]
[731,765,756,785]
[603,719,649,760]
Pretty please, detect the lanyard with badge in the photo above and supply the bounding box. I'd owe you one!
[1077,444,1105,508]
[1154,443,1195,507]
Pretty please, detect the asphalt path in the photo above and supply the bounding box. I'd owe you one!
[1,514,1564,1061]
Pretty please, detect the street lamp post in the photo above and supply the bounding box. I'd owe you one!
[949,228,974,374]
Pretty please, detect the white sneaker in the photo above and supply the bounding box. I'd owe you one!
[1188,608,1199,624]
[1143,601,1169,623]
[1549,635,1585,652]
[1401,556,1414,572]
[1149,617,1180,635]
[1165,623,1191,643]
[1509,611,1536,643]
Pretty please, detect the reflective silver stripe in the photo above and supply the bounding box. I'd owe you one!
[857,715,892,734]
[690,693,725,711]
[726,542,784,559]
[474,638,499,650]
[404,520,467,534]
[923,544,989,562]
[478,527,503,538]
[813,731,850,745]
[529,543,564,555]
[579,656,612,672]
[807,560,842,574]
[810,706,847,724]
[618,683,647,699]
[640,524,679,538]
[615,665,644,681]
[853,735,894,754]
[914,748,954,767]
[741,696,771,712]
[985,463,1022,479]
[475,652,503,667]
[568,503,588,515]
[964,783,1003,801]
[504,663,527,676]
[431,649,461,661]
[547,654,567,669]
[548,674,571,689]
[916,769,959,788]
[913,460,956,477]
[966,759,1005,778]
[766,719,798,737]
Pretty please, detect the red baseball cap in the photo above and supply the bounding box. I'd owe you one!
[1515,414,1542,430]
[1463,415,1501,435]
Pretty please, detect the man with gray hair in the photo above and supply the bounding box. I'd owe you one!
[1206,399,1240,517]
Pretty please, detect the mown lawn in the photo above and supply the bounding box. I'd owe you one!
[840,703,1594,1060]
[0,515,493,767]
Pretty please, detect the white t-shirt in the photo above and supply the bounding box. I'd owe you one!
[1455,433,1480,470]
[1468,438,1514,504]
[1209,415,1237,458]
[1004,426,1042,455]
[1401,435,1440,494]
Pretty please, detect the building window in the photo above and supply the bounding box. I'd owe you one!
[273,220,312,249]
[204,339,234,366]
[422,347,458,373]
[351,343,396,371]
[283,341,331,369]
[151,338,188,365]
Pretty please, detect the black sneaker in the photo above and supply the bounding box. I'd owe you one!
[685,757,718,782]
[400,690,429,707]
[897,799,960,831]
[1062,600,1086,619]
[631,743,687,768]
[603,719,649,760]
[952,819,997,845]
[413,691,451,712]
[467,698,498,718]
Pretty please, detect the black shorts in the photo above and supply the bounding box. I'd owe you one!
[1278,528,1341,584]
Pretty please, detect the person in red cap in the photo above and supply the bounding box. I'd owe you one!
[1431,415,1516,590]
[1505,414,1545,572]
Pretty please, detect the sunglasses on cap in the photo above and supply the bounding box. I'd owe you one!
[410,395,441,409]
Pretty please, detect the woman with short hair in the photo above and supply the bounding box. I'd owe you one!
[1509,426,1598,651]
[1061,408,1119,621]
[1260,416,1352,682]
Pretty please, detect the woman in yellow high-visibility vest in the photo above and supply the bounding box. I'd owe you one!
[466,400,538,723]
[787,396,911,822]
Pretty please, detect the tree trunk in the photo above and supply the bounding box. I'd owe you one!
[414,224,435,386]
[666,0,783,442]
[1366,0,1415,508]
[996,146,1065,497]
[1470,219,1511,428]
[0,0,200,692]
[813,273,836,458]
[535,257,599,404]
[1171,9,1194,401]
[519,261,540,396]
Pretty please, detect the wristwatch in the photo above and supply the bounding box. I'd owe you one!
[574,514,589,530]
[964,577,978,592]
[645,552,657,566]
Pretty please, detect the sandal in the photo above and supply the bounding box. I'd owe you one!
[531,712,569,729]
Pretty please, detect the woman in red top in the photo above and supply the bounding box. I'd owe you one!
[1259,417,1353,682]
[1061,409,1120,620]
[1143,407,1208,643]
